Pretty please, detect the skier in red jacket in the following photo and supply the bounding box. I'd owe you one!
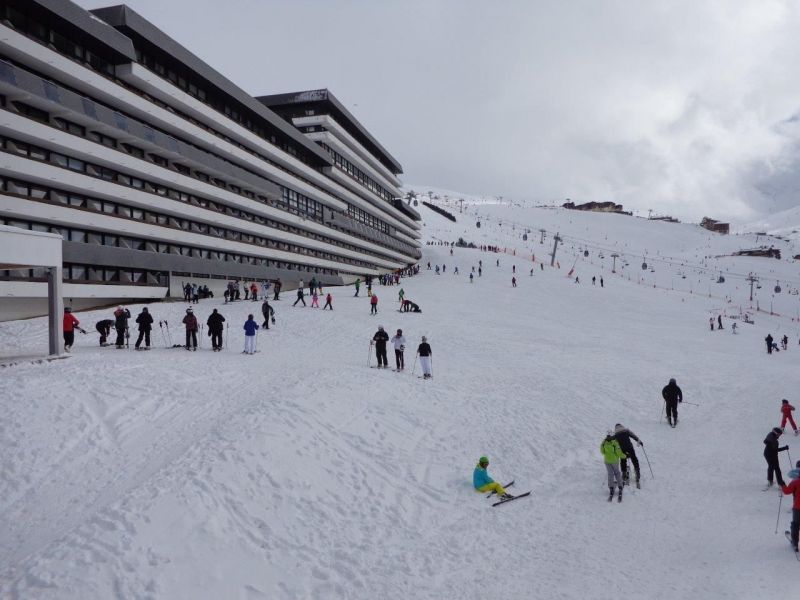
[781,399,798,435]
[370,293,378,315]
[781,462,800,553]
[62,307,80,352]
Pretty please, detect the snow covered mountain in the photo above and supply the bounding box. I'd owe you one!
[1,192,799,599]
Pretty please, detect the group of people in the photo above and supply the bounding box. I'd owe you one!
[763,421,800,553]
[601,424,645,502]
[370,325,432,378]
[224,279,279,303]
[182,283,213,303]
[764,333,790,354]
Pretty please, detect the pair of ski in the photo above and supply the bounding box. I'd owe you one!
[608,487,623,503]
[486,480,532,507]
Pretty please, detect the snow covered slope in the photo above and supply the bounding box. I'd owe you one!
[1,194,799,599]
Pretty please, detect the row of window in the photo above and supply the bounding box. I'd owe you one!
[0,136,402,266]
[1,13,411,250]
[0,217,343,276]
[0,177,378,271]
[321,143,395,204]
[349,204,390,236]
[0,262,166,286]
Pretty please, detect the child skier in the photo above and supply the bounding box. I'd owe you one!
[418,336,432,379]
[781,399,798,435]
[473,456,512,499]
[391,328,406,370]
[310,292,319,308]
[781,462,800,553]
[601,431,626,502]
[323,293,333,310]
[243,314,259,355]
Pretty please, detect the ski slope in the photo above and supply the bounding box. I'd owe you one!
[1,196,799,599]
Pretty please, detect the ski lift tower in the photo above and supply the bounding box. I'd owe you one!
[611,253,619,273]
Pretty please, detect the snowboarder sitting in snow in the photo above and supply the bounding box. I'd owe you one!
[473,456,512,499]
[781,399,798,435]
[764,427,790,488]
[601,431,626,501]
[781,462,800,553]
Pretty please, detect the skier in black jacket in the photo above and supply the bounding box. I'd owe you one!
[134,307,153,350]
[764,427,789,488]
[614,424,643,487]
[662,378,683,427]
[96,319,113,346]
[113,306,131,348]
[261,299,275,329]
[372,325,389,368]
[206,309,225,351]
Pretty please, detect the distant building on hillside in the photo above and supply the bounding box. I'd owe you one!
[734,247,781,259]
[562,200,630,215]
[700,217,730,234]
[649,215,680,223]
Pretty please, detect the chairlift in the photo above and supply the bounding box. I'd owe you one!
[584,250,589,257]
[413,199,418,206]
[775,283,782,293]
[717,275,725,283]
[476,221,481,228]
[523,233,528,241]
[641,262,647,270]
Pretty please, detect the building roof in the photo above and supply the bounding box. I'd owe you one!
[89,5,333,168]
[257,89,403,175]
[31,0,137,62]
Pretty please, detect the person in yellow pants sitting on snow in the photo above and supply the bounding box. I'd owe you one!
[473,456,513,499]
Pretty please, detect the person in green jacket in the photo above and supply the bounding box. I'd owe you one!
[601,431,627,501]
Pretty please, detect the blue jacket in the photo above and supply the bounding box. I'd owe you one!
[473,465,494,489]
[243,319,259,336]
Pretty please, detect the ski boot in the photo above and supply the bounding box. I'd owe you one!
[617,487,623,502]
[500,492,515,500]
[608,487,614,502]
[635,477,641,490]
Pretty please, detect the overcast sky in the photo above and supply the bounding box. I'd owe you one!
[76,0,800,222]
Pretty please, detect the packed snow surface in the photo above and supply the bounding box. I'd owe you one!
[1,196,799,599]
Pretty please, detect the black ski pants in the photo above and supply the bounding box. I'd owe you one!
[665,400,678,424]
[210,330,222,349]
[765,454,785,486]
[293,296,306,307]
[323,300,332,310]
[115,327,126,347]
[395,349,404,370]
[375,344,388,367]
[791,508,800,548]
[370,304,378,314]
[63,331,74,348]
[621,451,640,481]
[273,290,280,301]
[135,330,150,348]
[96,323,109,345]
[185,330,197,349]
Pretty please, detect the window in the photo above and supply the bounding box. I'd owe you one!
[13,101,49,123]
[89,131,116,148]
[54,117,85,136]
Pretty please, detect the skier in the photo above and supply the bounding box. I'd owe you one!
[261,298,274,329]
[273,278,282,301]
[293,286,306,307]
[435,265,440,275]
[613,424,643,488]
[717,314,723,329]
[732,322,737,334]
[766,333,774,354]
[391,328,406,370]
[95,319,113,346]
[601,431,626,502]
[134,307,153,350]
[592,276,596,285]
[781,399,798,435]
[512,265,516,274]
[310,292,319,308]
[781,461,800,553]
[372,325,389,368]
[408,301,421,313]
[207,308,225,351]
[250,281,259,301]
[478,267,482,277]
[454,267,459,275]
[600,277,604,287]
[182,308,198,351]
[782,334,789,351]
[399,288,405,303]
[764,427,789,488]
[473,456,512,499]
[62,307,80,352]
[354,278,361,297]
[709,318,714,331]
[113,306,131,349]
[418,336,432,379]
[662,377,683,427]
[323,293,333,310]
[370,293,379,315]
[470,272,474,283]
[512,277,517,288]
[243,314,259,355]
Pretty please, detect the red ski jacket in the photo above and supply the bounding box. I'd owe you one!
[63,313,79,332]
[781,403,795,416]
[783,479,800,509]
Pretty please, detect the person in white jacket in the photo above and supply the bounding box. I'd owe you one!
[391,329,407,370]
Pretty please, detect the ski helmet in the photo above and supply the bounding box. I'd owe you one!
[773,427,783,435]
[187,308,193,313]
[64,306,72,313]
[479,456,489,466]
[669,378,676,384]
[378,325,384,330]
[421,335,427,342]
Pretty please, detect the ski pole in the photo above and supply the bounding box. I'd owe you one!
[682,401,700,407]
[641,445,655,479]
[199,324,203,349]
[368,341,373,367]
[659,402,664,424]
[225,322,228,349]
[775,492,783,534]
[254,329,259,353]
[411,352,419,375]
[430,355,434,378]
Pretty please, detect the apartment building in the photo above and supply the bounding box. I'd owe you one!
[0,0,421,318]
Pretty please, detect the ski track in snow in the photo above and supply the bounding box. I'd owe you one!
[0,204,799,598]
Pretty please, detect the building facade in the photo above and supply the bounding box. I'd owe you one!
[0,0,420,319]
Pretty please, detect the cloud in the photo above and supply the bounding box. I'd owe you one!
[76,0,800,221]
